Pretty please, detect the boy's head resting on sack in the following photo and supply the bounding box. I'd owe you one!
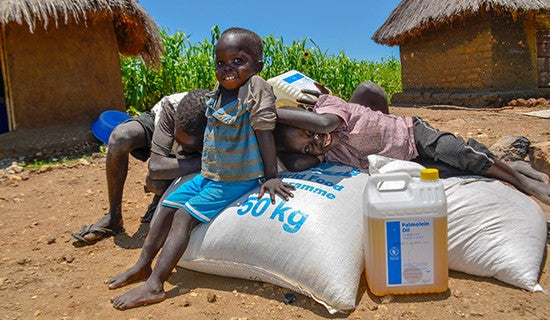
[275,119,336,156]
[174,89,210,157]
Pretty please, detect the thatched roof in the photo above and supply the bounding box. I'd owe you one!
[0,0,162,65]
[373,0,550,46]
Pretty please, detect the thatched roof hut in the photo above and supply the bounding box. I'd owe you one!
[373,0,550,46]
[373,0,550,107]
[0,0,162,65]
[0,0,163,159]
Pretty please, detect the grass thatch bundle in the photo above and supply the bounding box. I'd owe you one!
[373,0,550,45]
[0,0,162,66]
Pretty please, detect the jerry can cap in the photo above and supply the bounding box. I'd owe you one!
[420,168,439,181]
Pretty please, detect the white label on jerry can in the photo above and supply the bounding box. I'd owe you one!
[385,218,434,286]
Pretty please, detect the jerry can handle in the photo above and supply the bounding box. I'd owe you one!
[367,172,412,192]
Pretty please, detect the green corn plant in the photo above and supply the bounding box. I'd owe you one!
[120,26,401,114]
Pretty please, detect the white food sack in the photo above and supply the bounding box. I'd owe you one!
[153,164,367,313]
[444,177,546,292]
[367,154,424,177]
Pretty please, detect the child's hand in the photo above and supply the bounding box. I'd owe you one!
[297,82,331,107]
[312,81,331,95]
[258,178,296,204]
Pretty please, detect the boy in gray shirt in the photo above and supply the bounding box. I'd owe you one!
[72,90,208,244]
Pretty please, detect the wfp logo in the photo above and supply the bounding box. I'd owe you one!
[389,247,400,257]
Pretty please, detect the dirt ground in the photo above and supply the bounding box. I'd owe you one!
[0,104,549,320]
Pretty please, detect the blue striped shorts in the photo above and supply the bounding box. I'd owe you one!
[162,174,260,223]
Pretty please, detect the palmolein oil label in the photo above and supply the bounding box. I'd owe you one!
[385,218,435,286]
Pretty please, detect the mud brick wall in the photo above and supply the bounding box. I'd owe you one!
[399,13,538,92]
[537,14,550,87]
[1,17,125,130]
[491,14,538,89]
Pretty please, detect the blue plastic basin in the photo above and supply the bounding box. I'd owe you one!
[91,110,131,144]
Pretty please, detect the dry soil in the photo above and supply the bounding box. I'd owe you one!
[0,105,549,320]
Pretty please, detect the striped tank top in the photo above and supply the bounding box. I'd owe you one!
[201,89,264,182]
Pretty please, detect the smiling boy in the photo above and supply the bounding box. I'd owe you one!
[108,27,295,310]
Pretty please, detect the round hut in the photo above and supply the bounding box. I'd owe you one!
[373,0,550,108]
[0,0,162,160]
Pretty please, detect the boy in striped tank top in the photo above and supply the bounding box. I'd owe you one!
[109,27,295,310]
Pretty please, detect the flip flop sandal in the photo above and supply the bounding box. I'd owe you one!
[141,195,161,223]
[71,224,124,244]
[140,203,158,223]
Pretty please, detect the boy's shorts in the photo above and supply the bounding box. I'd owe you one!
[162,174,260,223]
[412,116,495,175]
[126,111,156,162]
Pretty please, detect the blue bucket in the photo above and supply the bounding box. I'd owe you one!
[91,110,131,144]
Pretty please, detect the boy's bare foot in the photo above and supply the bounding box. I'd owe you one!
[508,161,550,184]
[108,264,152,289]
[519,175,550,205]
[111,281,166,310]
